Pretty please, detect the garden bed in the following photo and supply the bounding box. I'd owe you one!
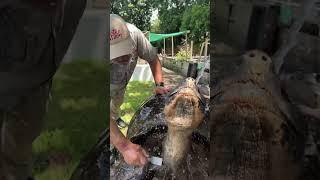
[161,56,209,84]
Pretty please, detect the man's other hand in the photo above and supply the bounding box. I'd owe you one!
[154,86,170,95]
[120,142,149,166]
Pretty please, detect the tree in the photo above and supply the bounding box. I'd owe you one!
[154,0,209,34]
[150,18,161,33]
[111,0,154,31]
[155,0,190,33]
[110,0,210,36]
[180,4,209,43]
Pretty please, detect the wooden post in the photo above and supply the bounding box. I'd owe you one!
[204,38,208,58]
[199,42,204,57]
[163,38,166,56]
[171,36,174,57]
[186,30,190,52]
[186,32,188,52]
[190,40,193,60]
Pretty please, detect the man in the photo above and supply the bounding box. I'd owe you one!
[110,14,170,167]
[0,1,86,179]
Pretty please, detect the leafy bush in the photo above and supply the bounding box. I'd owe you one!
[176,49,191,61]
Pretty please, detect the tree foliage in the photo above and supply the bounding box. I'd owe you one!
[155,0,197,33]
[180,4,209,43]
[111,0,210,42]
[150,18,161,33]
[111,0,154,31]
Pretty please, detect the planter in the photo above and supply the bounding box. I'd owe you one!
[162,57,209,82]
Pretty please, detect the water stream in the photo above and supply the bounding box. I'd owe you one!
[195,57,210,85]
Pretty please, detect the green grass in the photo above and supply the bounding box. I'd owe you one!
[120,81,154,122]
[119,81,154,135]
[34,163,78,180]
[32,60,108,179]
[32,60,154,179]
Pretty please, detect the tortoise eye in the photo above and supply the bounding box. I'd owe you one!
[262,56,268,61]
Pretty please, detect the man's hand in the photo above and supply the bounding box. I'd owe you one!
[111,117,149,167]
[154,86,170,95]
[120,142,149,166]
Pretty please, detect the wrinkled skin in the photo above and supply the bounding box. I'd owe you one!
[211,50,301,180]
[163,77,205,173]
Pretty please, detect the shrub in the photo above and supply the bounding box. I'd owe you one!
[176,49,191,61]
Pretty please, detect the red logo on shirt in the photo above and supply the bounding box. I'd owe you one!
[110,29,122,41]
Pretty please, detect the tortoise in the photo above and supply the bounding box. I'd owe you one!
[210,50,303,180]
[70,77,210,180]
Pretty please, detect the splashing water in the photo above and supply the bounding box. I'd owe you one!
[110,128,209,180]
[195,57,210,85]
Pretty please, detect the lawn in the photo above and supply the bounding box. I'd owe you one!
[32,60,108,179]
[32,60,154,179]
[119,80,154,135]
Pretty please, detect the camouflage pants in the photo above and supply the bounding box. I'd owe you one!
[0,82,51,180]
[110,60,137,121]
[110,84,126,121]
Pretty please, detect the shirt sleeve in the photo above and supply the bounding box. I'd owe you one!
[129,24,158,63]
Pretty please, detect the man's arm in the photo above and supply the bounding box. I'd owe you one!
[149,56,164,84]
[128,23,170,94]
[110,117,129,152]
[149,56,171,94]
[110,118,149,166]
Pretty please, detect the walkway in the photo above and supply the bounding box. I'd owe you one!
[162,67,184,89]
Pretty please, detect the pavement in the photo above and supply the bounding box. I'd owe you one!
[162,67,184,89]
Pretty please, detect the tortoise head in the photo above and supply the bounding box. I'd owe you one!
[164,78,205,130]
[241,50,273,75]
